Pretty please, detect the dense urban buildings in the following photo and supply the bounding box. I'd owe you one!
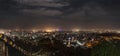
[0,0,120,56]
[0,30,120,56]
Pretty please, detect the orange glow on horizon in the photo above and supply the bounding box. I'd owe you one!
[0,30,5,34]
[45,29,54,32]
[32,29,38,32]
[72,28,80,32]
[44,27,59,32]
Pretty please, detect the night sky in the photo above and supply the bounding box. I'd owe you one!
[0,0,120,30]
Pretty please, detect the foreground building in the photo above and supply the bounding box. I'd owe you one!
[0,41,8,56]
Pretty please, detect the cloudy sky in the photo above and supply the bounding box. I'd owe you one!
[0,0,120,30]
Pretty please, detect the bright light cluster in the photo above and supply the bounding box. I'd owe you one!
[0,30,5,34]
[72,29,80,32]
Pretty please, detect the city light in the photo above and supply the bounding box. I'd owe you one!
[45,29,54,32]
[72,29,80,32]
[32,29,39,32]
[0,30,5,34]
[44,27,59,32]
[117,31,120,33]
[0,30,120,56]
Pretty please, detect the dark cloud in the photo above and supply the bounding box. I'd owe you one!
[0,0,120,29]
